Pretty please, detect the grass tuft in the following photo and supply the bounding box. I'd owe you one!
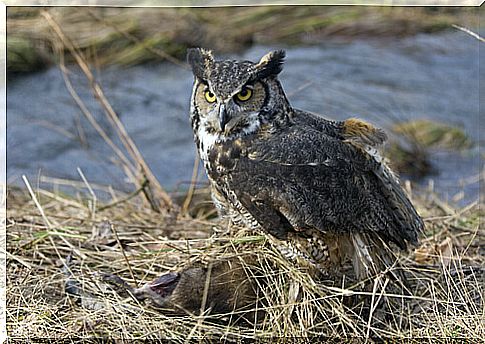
[6,183,484,341]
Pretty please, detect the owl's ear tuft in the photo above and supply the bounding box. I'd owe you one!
[187,48,214,80]
[255,50,286,79]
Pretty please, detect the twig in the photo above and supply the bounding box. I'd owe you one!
[110,222,138,288]
[365,276,389,341]
[200,262,213,316]
[182,154,200,215]
[37,189,85,209]
[77,167,99,240]
[97,179,148,211]
[461,224,480,257]
[22,175,87,259]
[55,42,138,181]
[287,80,314,98]
[452,24,485,43]
[41,9,174,212]
[21,229,88,250]
[186,262,213,342]
[6,251,35,269]
[27,119,77,140]
[39,176,121,194]
[22,175,52,229]
[77,167,97,218]
[430,194,455,216]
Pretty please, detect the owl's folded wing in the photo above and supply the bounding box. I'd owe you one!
[227,125,422,249]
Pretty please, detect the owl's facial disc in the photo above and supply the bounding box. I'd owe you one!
[196,81,264,137]
[188,48,288,145]
[217,84,264,137]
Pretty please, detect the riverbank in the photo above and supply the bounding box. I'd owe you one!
[8,29,482,204]
[6,182,484,340]
[7,6,479,74]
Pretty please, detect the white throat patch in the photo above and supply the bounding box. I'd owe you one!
[197,111,261,162]
[198,127,219,162]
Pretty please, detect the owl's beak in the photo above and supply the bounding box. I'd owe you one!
[218,103,229,133]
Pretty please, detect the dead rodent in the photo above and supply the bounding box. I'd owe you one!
[100,256,261,319]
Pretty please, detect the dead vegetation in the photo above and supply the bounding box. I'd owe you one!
[5,179,484,341]
[7,7,479,74]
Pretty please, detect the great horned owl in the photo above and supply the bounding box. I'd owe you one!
[187,48,424,279]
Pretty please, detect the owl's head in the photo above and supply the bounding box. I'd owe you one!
[187,48,290,142]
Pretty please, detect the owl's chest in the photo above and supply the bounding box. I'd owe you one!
[196,132,260,226]
[198,133,246,181]
[203,140,245,213]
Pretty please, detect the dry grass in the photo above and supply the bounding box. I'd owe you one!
[6,181,484,341]
[7,7,479,74]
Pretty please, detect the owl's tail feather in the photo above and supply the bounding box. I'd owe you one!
[374,161,424,248]
[351,232,378,280]
[351,233,409,292]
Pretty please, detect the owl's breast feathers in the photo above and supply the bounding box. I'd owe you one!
[206,110,423,250]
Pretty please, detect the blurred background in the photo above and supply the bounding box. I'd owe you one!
[6,6,483,205]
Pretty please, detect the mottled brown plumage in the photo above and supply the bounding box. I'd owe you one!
[187,48,424,279]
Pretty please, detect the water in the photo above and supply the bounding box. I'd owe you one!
[7,31,483,204]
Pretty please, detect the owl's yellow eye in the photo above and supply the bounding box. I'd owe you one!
[235,88,253,102]
[204,90,216,103]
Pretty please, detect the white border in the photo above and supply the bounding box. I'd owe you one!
[0,3,6,343]
[3,0,485,7]
[1,2,481,343]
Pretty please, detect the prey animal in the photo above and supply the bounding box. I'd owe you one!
[187,48,424,279]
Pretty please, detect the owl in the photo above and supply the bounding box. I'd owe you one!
[187,48,424,279]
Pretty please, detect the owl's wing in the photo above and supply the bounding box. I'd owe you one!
[227,122,422,249]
